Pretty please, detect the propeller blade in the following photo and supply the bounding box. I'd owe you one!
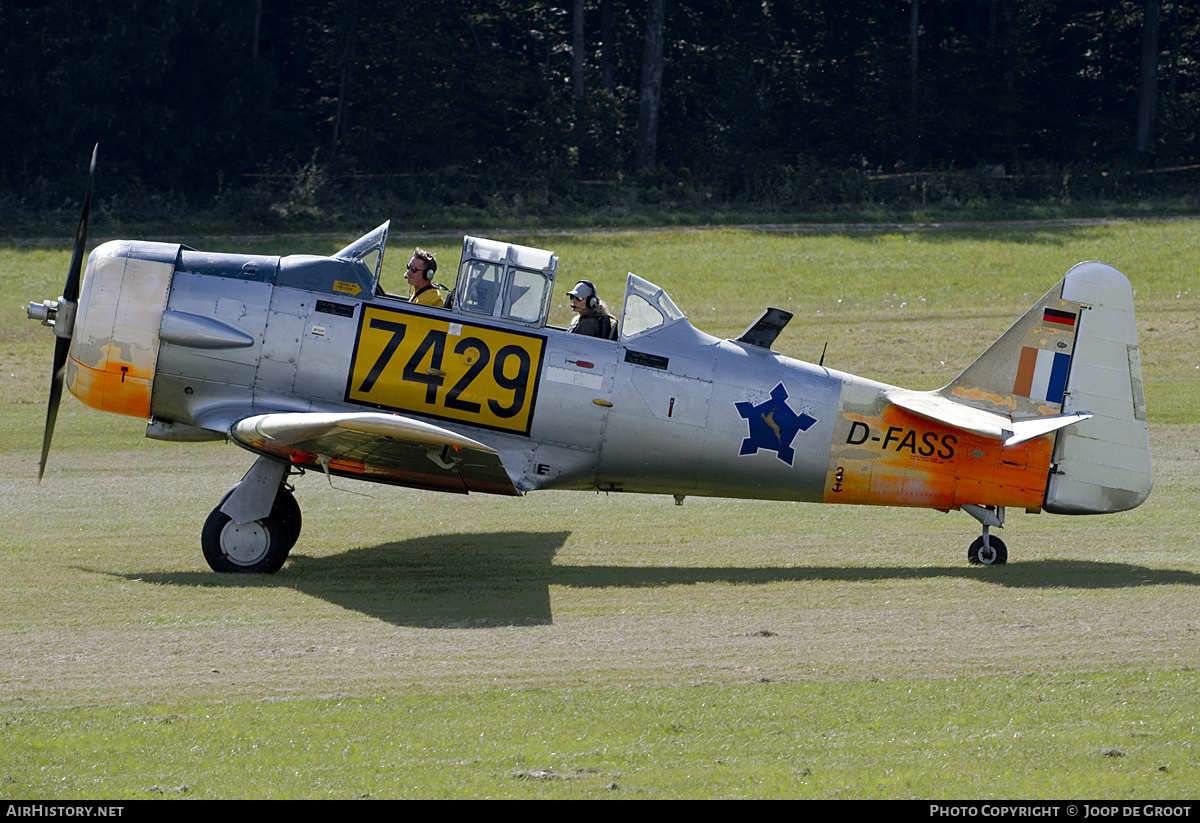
[38,145,97,481]
[62,144,97,304]
[38,338,71,482]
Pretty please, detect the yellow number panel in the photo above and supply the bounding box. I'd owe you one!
[347,305,546,435]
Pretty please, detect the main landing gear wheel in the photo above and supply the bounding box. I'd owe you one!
[968,535,1008,566]
[202,487,302,574]
[272,487,303,548]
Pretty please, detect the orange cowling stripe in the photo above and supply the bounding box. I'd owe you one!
[66,354,152,419]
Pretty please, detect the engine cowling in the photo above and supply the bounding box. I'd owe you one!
[66,240,179,418]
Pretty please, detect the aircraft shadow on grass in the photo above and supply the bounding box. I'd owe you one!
[110,531,1200,630]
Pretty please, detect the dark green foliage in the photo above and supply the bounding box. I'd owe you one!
[1,1,1197,224]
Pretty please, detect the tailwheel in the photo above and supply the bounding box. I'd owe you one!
[202,487,301,574]
[968,534,1008,566]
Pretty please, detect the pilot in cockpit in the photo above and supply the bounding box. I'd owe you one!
[406,248,444,307]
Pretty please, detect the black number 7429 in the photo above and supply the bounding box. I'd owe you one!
[357,319,532,420]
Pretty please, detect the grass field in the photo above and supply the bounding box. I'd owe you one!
[1,220,1198,798]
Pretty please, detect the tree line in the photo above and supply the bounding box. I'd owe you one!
[2,0,1196,221]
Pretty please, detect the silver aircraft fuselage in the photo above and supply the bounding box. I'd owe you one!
[36,225,1152,571]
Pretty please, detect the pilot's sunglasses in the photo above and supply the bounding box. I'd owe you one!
[406,264,426,273]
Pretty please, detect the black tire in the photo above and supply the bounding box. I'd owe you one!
[201,505,292,574]
[273,487,303,548]
[968,535,1008,566]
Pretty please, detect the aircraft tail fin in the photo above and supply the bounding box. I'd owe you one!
[943,262,1151,513]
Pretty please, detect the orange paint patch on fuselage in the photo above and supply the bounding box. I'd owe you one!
[824,405,1053,511]
[66,349,153,419]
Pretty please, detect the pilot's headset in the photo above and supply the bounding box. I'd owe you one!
[569,280,599,309]
[414,249,437,280]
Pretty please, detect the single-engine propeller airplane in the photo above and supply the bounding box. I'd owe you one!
[28,149,1152,572]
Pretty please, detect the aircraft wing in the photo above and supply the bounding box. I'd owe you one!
[229,412,519,496]
[886,390,1092,447]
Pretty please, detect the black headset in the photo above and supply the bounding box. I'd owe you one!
[413,249,436,279]
[577,280,599,308]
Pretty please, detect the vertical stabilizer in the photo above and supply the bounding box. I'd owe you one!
[943,272,1087,420]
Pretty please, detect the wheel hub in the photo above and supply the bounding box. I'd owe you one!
[219,520,271,566]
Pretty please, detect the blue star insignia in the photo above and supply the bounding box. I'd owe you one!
[735,383,818,466]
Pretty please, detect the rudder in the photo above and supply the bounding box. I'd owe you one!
[1042,262,1151,513]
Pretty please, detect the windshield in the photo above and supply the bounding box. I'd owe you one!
[334,221,389,288]
[620,274,685,339]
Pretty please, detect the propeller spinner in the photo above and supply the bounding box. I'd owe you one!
[27,145,97,481]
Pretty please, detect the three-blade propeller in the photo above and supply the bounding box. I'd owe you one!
[34,145,97,481]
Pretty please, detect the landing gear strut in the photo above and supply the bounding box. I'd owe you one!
[963,504,1008,566]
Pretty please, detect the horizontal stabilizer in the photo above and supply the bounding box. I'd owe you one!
[887,389,1092,445]
[1005,411,1094,447]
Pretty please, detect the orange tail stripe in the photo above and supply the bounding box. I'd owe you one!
[1013,346,1038,397]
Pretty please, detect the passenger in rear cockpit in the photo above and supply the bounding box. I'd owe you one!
[566,280,616,339]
